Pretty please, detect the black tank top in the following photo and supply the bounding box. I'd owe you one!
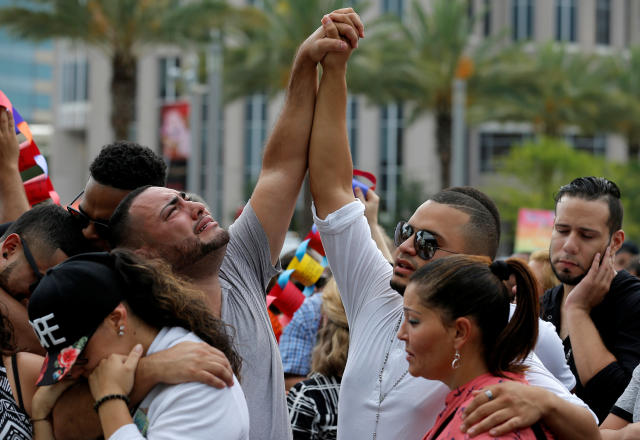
[0,355,32,439]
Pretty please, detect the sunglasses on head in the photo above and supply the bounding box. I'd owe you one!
[394,221,457,261]
[66,191,111,239]
[20,237,43,295]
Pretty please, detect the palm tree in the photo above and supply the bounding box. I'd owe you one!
[609,46,640,159]
[476,42,618,138]
[347,0,522,188]
[0,0,246,140]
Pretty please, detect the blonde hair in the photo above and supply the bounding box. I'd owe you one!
[310,278,349,378]
[529,250,560,293]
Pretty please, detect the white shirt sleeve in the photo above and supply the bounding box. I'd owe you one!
[109,424,143,440]
[524,351,598,424]
[534,319,576,391]
[509,304,576,391]
[313,201,396,328]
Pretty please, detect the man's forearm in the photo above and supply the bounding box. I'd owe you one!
[250,55,318,264]
[309,64,353,219]
[538,388,600,440]
[566,307,616,385]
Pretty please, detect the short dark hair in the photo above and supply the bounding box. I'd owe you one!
[108,185,152,249]
[430,187,500,260]
[2,204,92,258]
[554,177,623,233]
[90,141,167,190]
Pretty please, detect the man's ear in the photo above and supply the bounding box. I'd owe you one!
[1,233,22,259]
[610,230,625,254]
[452,317,472,351]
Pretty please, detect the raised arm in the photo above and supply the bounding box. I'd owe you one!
[309,12,363,220]
[250,10,360,264]
[0,108,29,222]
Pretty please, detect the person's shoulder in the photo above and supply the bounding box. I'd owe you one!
[150,327,202,353]
[608,270,640,305]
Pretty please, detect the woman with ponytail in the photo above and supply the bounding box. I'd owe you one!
[397,255,553,440]
[28,250,248,440]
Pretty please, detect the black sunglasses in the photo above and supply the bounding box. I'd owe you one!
[20,237,44,295]
[394,221,457,261]
[66,191,111,239]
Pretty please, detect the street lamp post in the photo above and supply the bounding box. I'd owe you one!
[451,56,473,187]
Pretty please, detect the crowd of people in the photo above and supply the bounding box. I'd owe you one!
[0,8,639,440]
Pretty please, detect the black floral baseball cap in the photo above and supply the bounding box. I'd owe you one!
[28,252,125,386]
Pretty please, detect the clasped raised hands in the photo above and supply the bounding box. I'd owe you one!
[297,8,364,67]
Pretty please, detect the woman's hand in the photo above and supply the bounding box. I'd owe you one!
[89,344,143,400]
[32,379,77,420]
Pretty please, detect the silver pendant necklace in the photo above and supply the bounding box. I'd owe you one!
[373,314,409,440]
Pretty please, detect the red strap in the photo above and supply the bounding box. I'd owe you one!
[353,169,376,190]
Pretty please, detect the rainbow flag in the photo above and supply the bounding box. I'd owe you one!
[0,89,58,206]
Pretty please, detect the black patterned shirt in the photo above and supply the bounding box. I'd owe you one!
[287,373,340,440]
[0,356,32,439]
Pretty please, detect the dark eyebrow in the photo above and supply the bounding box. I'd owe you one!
[403,307,421,315]
[160,195,180,218]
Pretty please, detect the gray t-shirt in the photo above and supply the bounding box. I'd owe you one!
[219,202,291,440]
[612,363,640,422]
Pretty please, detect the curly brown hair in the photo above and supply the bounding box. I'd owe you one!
[112,249,242,378]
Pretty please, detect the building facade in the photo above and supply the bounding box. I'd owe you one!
[0,0,54,151]
[48,0,640,227]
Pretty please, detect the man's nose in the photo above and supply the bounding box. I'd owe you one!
[398,234,416,256]
[82,222,100,241]
[562,233,580,254]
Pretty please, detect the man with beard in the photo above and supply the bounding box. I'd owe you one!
[541,176,640,421]
[0,204,90,353]
[98,13,363,440]
[308,14,598,440]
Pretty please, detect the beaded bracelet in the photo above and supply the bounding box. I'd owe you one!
[93,394,130,413]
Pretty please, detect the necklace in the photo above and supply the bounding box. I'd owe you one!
[373,314,409,440]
